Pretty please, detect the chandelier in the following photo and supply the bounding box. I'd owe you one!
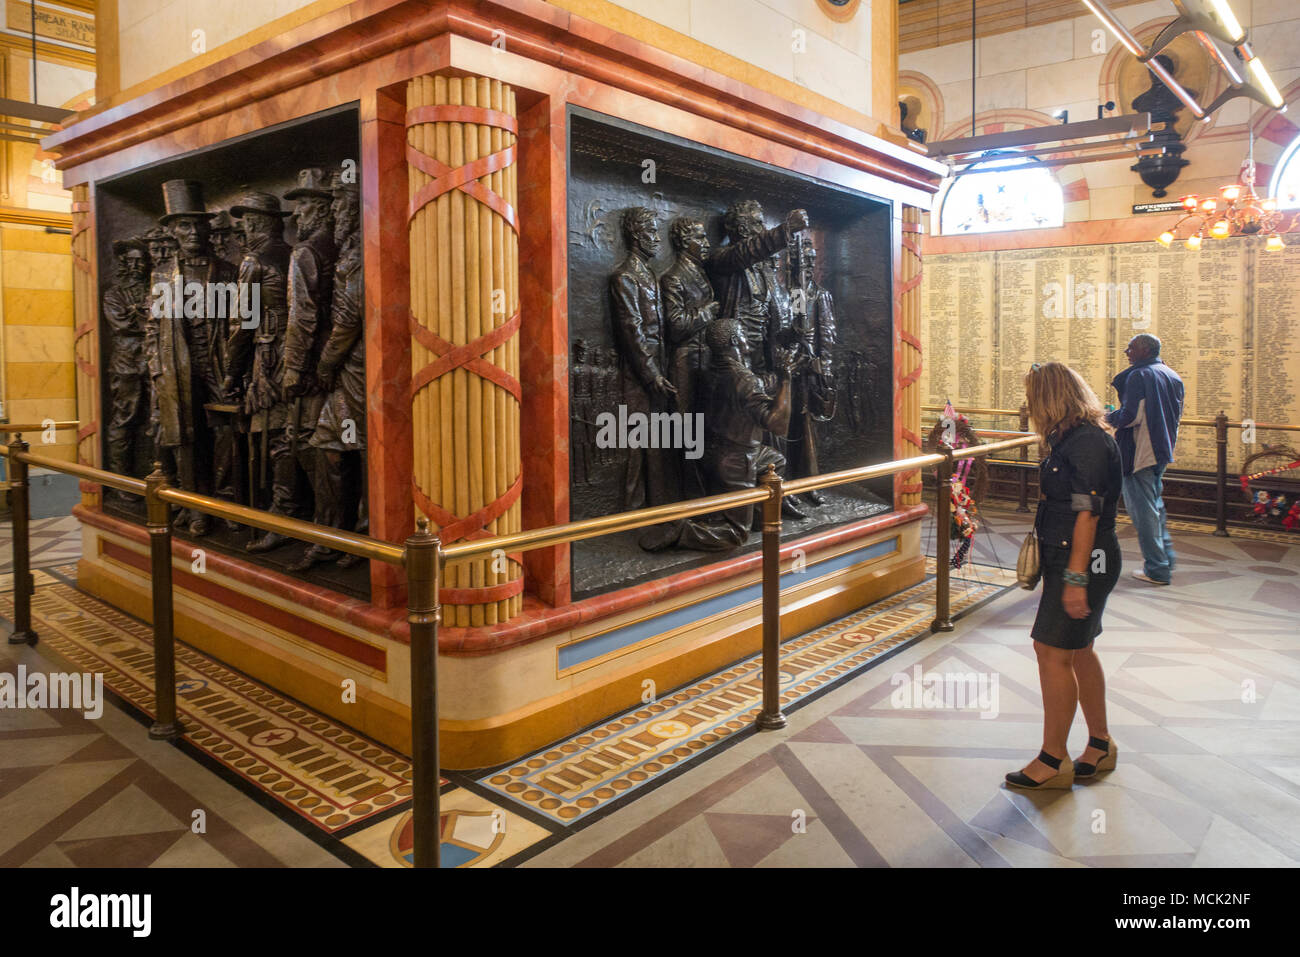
[1157,153,1297,252]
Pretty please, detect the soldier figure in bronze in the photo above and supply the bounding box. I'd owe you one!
[609,206,676,514]
[707,201,805,377]
[295,172,365,571]
[570,338,596,486]
[148,179,239,536]
[223,190,292,547]
[597,348,619,467]
[707,201,810,519]
[103,238,152,493]
[279,169,338,542]
[699,317,798,544]
[210,210,243,267]
[785,234,838,506]
[660,216,717,499]
[608,207,732,552]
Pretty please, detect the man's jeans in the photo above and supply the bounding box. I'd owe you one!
[1122,463,1176,582]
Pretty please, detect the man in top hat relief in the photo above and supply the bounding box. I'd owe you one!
[222,188,292,549]
[148,179,239,536]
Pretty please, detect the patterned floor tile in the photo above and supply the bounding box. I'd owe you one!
[341,787,552,868]
[522,507,1300,868]
[0,583,415,835]
[476,573,1012,826]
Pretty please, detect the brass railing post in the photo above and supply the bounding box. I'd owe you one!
[6,435,37,646]
[1213,411,1229,537]
[146,463,181,739]
[405,517,442,869]
[756,466,787,731]
[1016,404,1030,513]
[931,447,955,633]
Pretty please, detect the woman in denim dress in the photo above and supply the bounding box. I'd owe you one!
[1006,362,1123,790]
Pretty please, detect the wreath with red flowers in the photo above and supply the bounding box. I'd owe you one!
[1238,446,1300,529]
[926,404,988,569]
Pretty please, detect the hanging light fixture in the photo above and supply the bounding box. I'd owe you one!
[1154,133,1298,250]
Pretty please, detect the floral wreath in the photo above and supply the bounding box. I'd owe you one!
[1238,454,1300,529]
[927,401,984,569]
[949,475,979,568]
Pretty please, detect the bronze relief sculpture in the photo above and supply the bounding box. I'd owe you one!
[587,202,838,553]
[784,233,838,506]
[103,238,152,494]
[298,172,367,570]
[146,179,239,536]
[101,162,369,584]
[223,189,293,547]
[608,206,677,514]
[699,317,796,545]
[276,168,338,559]
[660,217,716,500]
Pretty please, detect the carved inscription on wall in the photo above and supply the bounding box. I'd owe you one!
[921,236,1299,473]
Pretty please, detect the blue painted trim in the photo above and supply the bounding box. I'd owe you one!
[557,536,899,672]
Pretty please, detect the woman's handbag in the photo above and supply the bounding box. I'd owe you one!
[1016,530,1041,590]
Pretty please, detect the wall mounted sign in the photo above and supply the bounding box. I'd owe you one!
[1133,201,1186,214]
[6,1,95,48]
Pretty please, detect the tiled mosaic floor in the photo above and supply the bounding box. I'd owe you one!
[0,523,1012,866]
[526,508,1300,868]
[8,504,1295,867]
[475,572,1010,828]
[0,516,81,576]
[0,583,417,835]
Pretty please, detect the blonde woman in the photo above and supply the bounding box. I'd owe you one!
[1006,362,1123,790]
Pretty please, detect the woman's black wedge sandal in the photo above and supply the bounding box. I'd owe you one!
[1005,750,1074,790]
[1073,736,1117,778]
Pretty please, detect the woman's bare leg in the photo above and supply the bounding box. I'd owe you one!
[1020,640,1078,781]
[1073,641,1110,764]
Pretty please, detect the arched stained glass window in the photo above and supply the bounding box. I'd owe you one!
[1270,134,1300,210]
[938,153,1065,235]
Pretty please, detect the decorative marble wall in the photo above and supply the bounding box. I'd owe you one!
[595,0,874,117]
[1,226,77,461]
[107,0,895,135]
[0,45,93,468]
[115,0,323,91]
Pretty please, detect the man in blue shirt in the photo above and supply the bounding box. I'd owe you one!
[1106,334,1185,584]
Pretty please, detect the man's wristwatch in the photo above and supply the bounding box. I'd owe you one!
[1062,569,1089,587]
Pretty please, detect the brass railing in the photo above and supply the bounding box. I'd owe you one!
[3,423,1037,868]
[924,404,1300,535]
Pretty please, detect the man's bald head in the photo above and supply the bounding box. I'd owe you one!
[1126,334,1160,363]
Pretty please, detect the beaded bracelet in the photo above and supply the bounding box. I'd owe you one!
[1062,569,1089,587]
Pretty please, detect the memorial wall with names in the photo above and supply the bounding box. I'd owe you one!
[920,236,1300,473]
